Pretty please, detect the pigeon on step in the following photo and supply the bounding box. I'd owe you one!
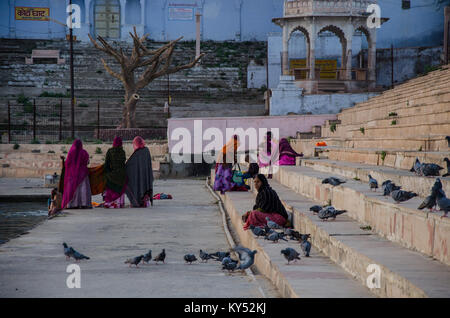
[300,235,311,257]
[221,257,238,272]
[322,177,346,186]
[249,225,266,238]
[280,248,301,264]
[233,246,257,270]
[382,180,401,196]
[211,251,230,262]
[421,163,443,177]
[142,250,152,264]
[436,189,450,218]
[309,205,322,214]
[410,158,422,175]
[391,189,417,203]
[418,193,437,212]
[125,255,144,267]
[264,231,288,243]
[153,249,166,264]
[368,174,378,191]
[443,158,449,177]
[265,217,283,230]
[69,247,90,262]
[318,206,347,221]
[184,254,197,264]
[199,250,214,263]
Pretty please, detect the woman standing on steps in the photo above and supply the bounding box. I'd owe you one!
[61,139,92,209]
[125,136,154,207]
[242,174,289,230]
[103,136,127,208]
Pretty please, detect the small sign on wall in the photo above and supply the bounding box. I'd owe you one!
[169,7,194,20]
[15,7,50,21]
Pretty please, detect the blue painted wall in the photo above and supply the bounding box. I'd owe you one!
[0,0,446,48]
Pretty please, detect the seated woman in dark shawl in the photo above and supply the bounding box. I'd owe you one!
[125,136,153,207]
[62,139,92,209]
[103,136,128,208]
[242,174,288,230]
[277,138,303,166]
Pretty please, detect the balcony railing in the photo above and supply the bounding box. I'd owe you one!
[284,0,376,17]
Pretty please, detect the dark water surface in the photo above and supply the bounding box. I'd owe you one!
[0,202,47,244]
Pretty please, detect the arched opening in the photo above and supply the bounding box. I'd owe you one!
[125,0,141,25]
[288,26,310,79]
[353,26,371,81]
[94,0,120,39]
[316,25,346,80]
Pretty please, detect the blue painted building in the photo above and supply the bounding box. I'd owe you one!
[0,0,446,48]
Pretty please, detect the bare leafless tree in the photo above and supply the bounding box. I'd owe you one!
[89,27,204,128]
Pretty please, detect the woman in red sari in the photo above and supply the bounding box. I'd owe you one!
[62,139,92,209]
[243,174,288,230]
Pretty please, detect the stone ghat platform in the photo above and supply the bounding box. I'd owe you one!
[211,169,450,297]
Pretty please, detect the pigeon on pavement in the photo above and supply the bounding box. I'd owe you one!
[69,247,90,262]
[410,158,422,175]
[318,206,347,221]
[391,189,417,203]
[421,163,443,177]
[280,248,301,264]
[300,235,311,257]
[436,189,450,218]
[309,205,322,214]
[199,250,214,263]
[322,177,346,186]
[125,255,143,268]
[221,257,238,272]
[265,217,283,230]
[249,225,266,238]
[232,246,257,270]
[153,249,166,264]
[368,174,378,191]
[382,180,401,196]
[62,242,73,260]
[184,254,197,264]
[142,250,152,264]
[211,251,230,262]
[264,231,288,243]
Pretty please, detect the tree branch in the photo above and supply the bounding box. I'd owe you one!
[100,58,123,81]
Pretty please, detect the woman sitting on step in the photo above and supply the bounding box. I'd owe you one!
[125,136,154,207]
[242,174,289,230]
[277,138,303,166]
[61,139,92,209]
[103,136,128,208]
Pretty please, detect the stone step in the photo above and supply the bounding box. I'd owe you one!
[210,177,374,298]
[300,158,450,198]
[341,122,450,139]
[320,147,449,171]
[268,178,450,298]
[274,165,450,266]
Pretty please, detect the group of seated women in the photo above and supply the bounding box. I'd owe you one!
[48,136,154,217]
[213,132,302,230]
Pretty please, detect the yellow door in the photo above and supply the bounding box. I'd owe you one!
[95,0,120,39]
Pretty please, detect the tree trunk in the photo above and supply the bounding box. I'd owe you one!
[121,90,139,128]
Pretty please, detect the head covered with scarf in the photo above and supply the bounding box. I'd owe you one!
[279,138,302,157]
[113,136,123,148]
[132,136,145,151]
[217,134,239,164]
[62,139,90,209]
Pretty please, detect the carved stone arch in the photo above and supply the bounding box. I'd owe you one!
[289,25,310,44]
[318,24,347,68]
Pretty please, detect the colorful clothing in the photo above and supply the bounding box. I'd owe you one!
[278,138,303,166]
[243,210,286,230]
[62,139,92,209]
[89,164,106,195]
[125,136,154,207]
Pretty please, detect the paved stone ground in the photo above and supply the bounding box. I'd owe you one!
[0,179,279,298]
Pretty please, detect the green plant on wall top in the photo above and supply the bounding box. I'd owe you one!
[380,151,387,162]
[330,123,337,133]
[391,120,397,125]
[360,127,365,134]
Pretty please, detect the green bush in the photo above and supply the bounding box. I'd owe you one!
[388,112,397,117]
[359,127,365,134]
[13,143,20,150]
[391,120,397,125]
[330,123,337,133]
[381,151,387,162]
[45,140,52,144]
[39,91,69,98]
[95,147,102,154]
[31,139,40,144]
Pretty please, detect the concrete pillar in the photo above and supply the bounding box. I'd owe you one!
[140,0,145,26]
[368,30,377,82]
[308,23,316,80]
[9,0,16,38]
[195,11,201,59]
[120,0,126,25]
[282,25,289,75]
[346,40,352,80]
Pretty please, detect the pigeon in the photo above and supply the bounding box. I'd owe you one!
[221,257,238,272]
[318,206,347,221]
[391,189,417,203]
[142,250,152,264]
[309,205,322,214]
[232,246,257,270]
[69,247,90,262]
[281,247,301,264]
[125,255,144,267]
[153,249,166,264]
[249,225,266,238]
[421,163,443,177]
[382,180,401,196]
[62,242,73,260]
[211,251,230,262]
[418,194,437,212]
[264,231,288,243]
[263,225,275,236]
[288,229,303,241]
[436,189,450,218]
[368,174,378,191]
[322,177,346,186]
[442,158,449,177]
[410,158,422,175]
[184,254,197,264]
[300,235,311,257]
[265,217,283,230]
[199,249,214,263]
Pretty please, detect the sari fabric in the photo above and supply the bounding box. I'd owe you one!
[62,139,90,209]
[89,164,106,195]
[278,138,303,166]
[125,146,154,207]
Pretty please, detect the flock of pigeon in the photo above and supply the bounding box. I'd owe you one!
[249,219,311,265]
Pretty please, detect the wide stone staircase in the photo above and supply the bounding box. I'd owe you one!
[210,65,450,297]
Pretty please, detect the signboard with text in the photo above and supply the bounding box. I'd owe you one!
[169,7,194,20]
[15,7,49,21]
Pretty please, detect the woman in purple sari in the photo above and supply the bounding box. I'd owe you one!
[103,136,127,208]
[277,138,303,165]
[62,139,92,209]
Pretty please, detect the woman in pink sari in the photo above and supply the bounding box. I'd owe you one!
[62,139,92,209]
[277,138,303,165]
